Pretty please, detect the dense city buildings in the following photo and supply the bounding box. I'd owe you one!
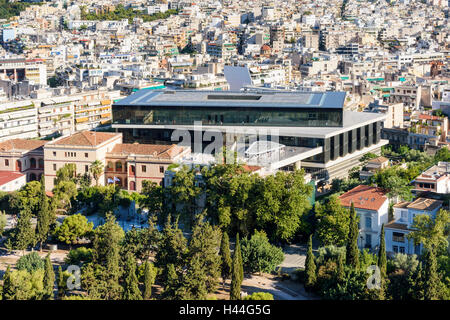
[0,0,449,303]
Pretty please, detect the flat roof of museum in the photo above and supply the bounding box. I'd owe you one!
[115,90,346,109]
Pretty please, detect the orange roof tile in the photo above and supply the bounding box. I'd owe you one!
[50,131,120,147]
[0,139,47,152]
[109,143,184,159]
[0,171,25,185]
[339,185,388,211]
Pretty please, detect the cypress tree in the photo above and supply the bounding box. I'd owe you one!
[377,224,387,278]
[230,233,243,300]
[14,209,35,253]
[57,266,65,299]
[43,253,55,299]
[219,231,232,287]
[337,252,345,282]
[235,234,244,283]
[122,254,142,300]
[2,265,12,300]
[162,263,179,299]
[346,203,360,270]
[143,261,156,300]
[423,249,441,300]
[36,179,52,251]
[305,235,316,290]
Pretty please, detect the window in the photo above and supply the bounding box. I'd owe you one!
[53,164,56,171]
[5,159,9,166]
[393,246,399,253]
[85,153,89,158]
[365,234,372,248]
[393,232,405,243]
[399,247,405,254]
[85,165,89,173]
[142,165,146,173]
[159,166,164,173]
[53,151,56,156]
[365,216,372,229]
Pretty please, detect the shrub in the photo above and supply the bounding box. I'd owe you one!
[64,247,93,265]
[16,252,45,273]
[243,292,274,300]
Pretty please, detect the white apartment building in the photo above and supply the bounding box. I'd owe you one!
[0,100,38,142]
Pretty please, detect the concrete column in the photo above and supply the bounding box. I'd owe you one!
[295,160,301,170]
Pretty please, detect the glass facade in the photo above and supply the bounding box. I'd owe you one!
[112,105,343,127]
[117,119,382,165]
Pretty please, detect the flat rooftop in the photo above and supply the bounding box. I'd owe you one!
[115,90,346,109]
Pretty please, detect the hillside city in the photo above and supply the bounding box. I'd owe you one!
[0,0,449,302]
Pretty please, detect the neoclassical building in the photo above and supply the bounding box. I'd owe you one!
[0,139,47,182]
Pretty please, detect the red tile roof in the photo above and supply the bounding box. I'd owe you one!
[50,131,120,147]
[0,139,47,152]
[339,185,388,211]
[109,143,184,159]
[0,171,25,186]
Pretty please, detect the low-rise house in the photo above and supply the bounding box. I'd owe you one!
[413,161,450,195]
[339,185,389,250]
[385,198,443,255]
[359,156,390,180]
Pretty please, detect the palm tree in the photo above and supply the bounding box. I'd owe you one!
[89,160,104,186]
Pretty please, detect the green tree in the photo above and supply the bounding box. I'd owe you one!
[54,214,94,247]
[43,253,55,299]
[13,209,35,252]
[230,233,243,300]
[55,163,77,185]
[36,179,54,251]
[89,160,104,186]
[178,215,221,299]
[0,210,6,236]
[1,269,45,300]
[16,252,44,274]
[57,266,65,299]
[241,230,284,274]
[423,249,442,300]
[167,165,202,229]
[122,253,142,300]
[219,231,232,287]
[2,265,12,300]
[346,203,360,270]
[143,261,157,300]
[140,181,163,216]
[305,235,317,290]
[53,180,77,212]
[9,181,42,215]
[254,170,313,241]
[155,215,187,284]
[378,224,387,278]
[408,209,449,254]
[315,195,350,246]
[162,263,180,299]
[337,252,345,282]
[90,213,124,299]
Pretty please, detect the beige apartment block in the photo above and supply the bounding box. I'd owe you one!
[43,131,123,191]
